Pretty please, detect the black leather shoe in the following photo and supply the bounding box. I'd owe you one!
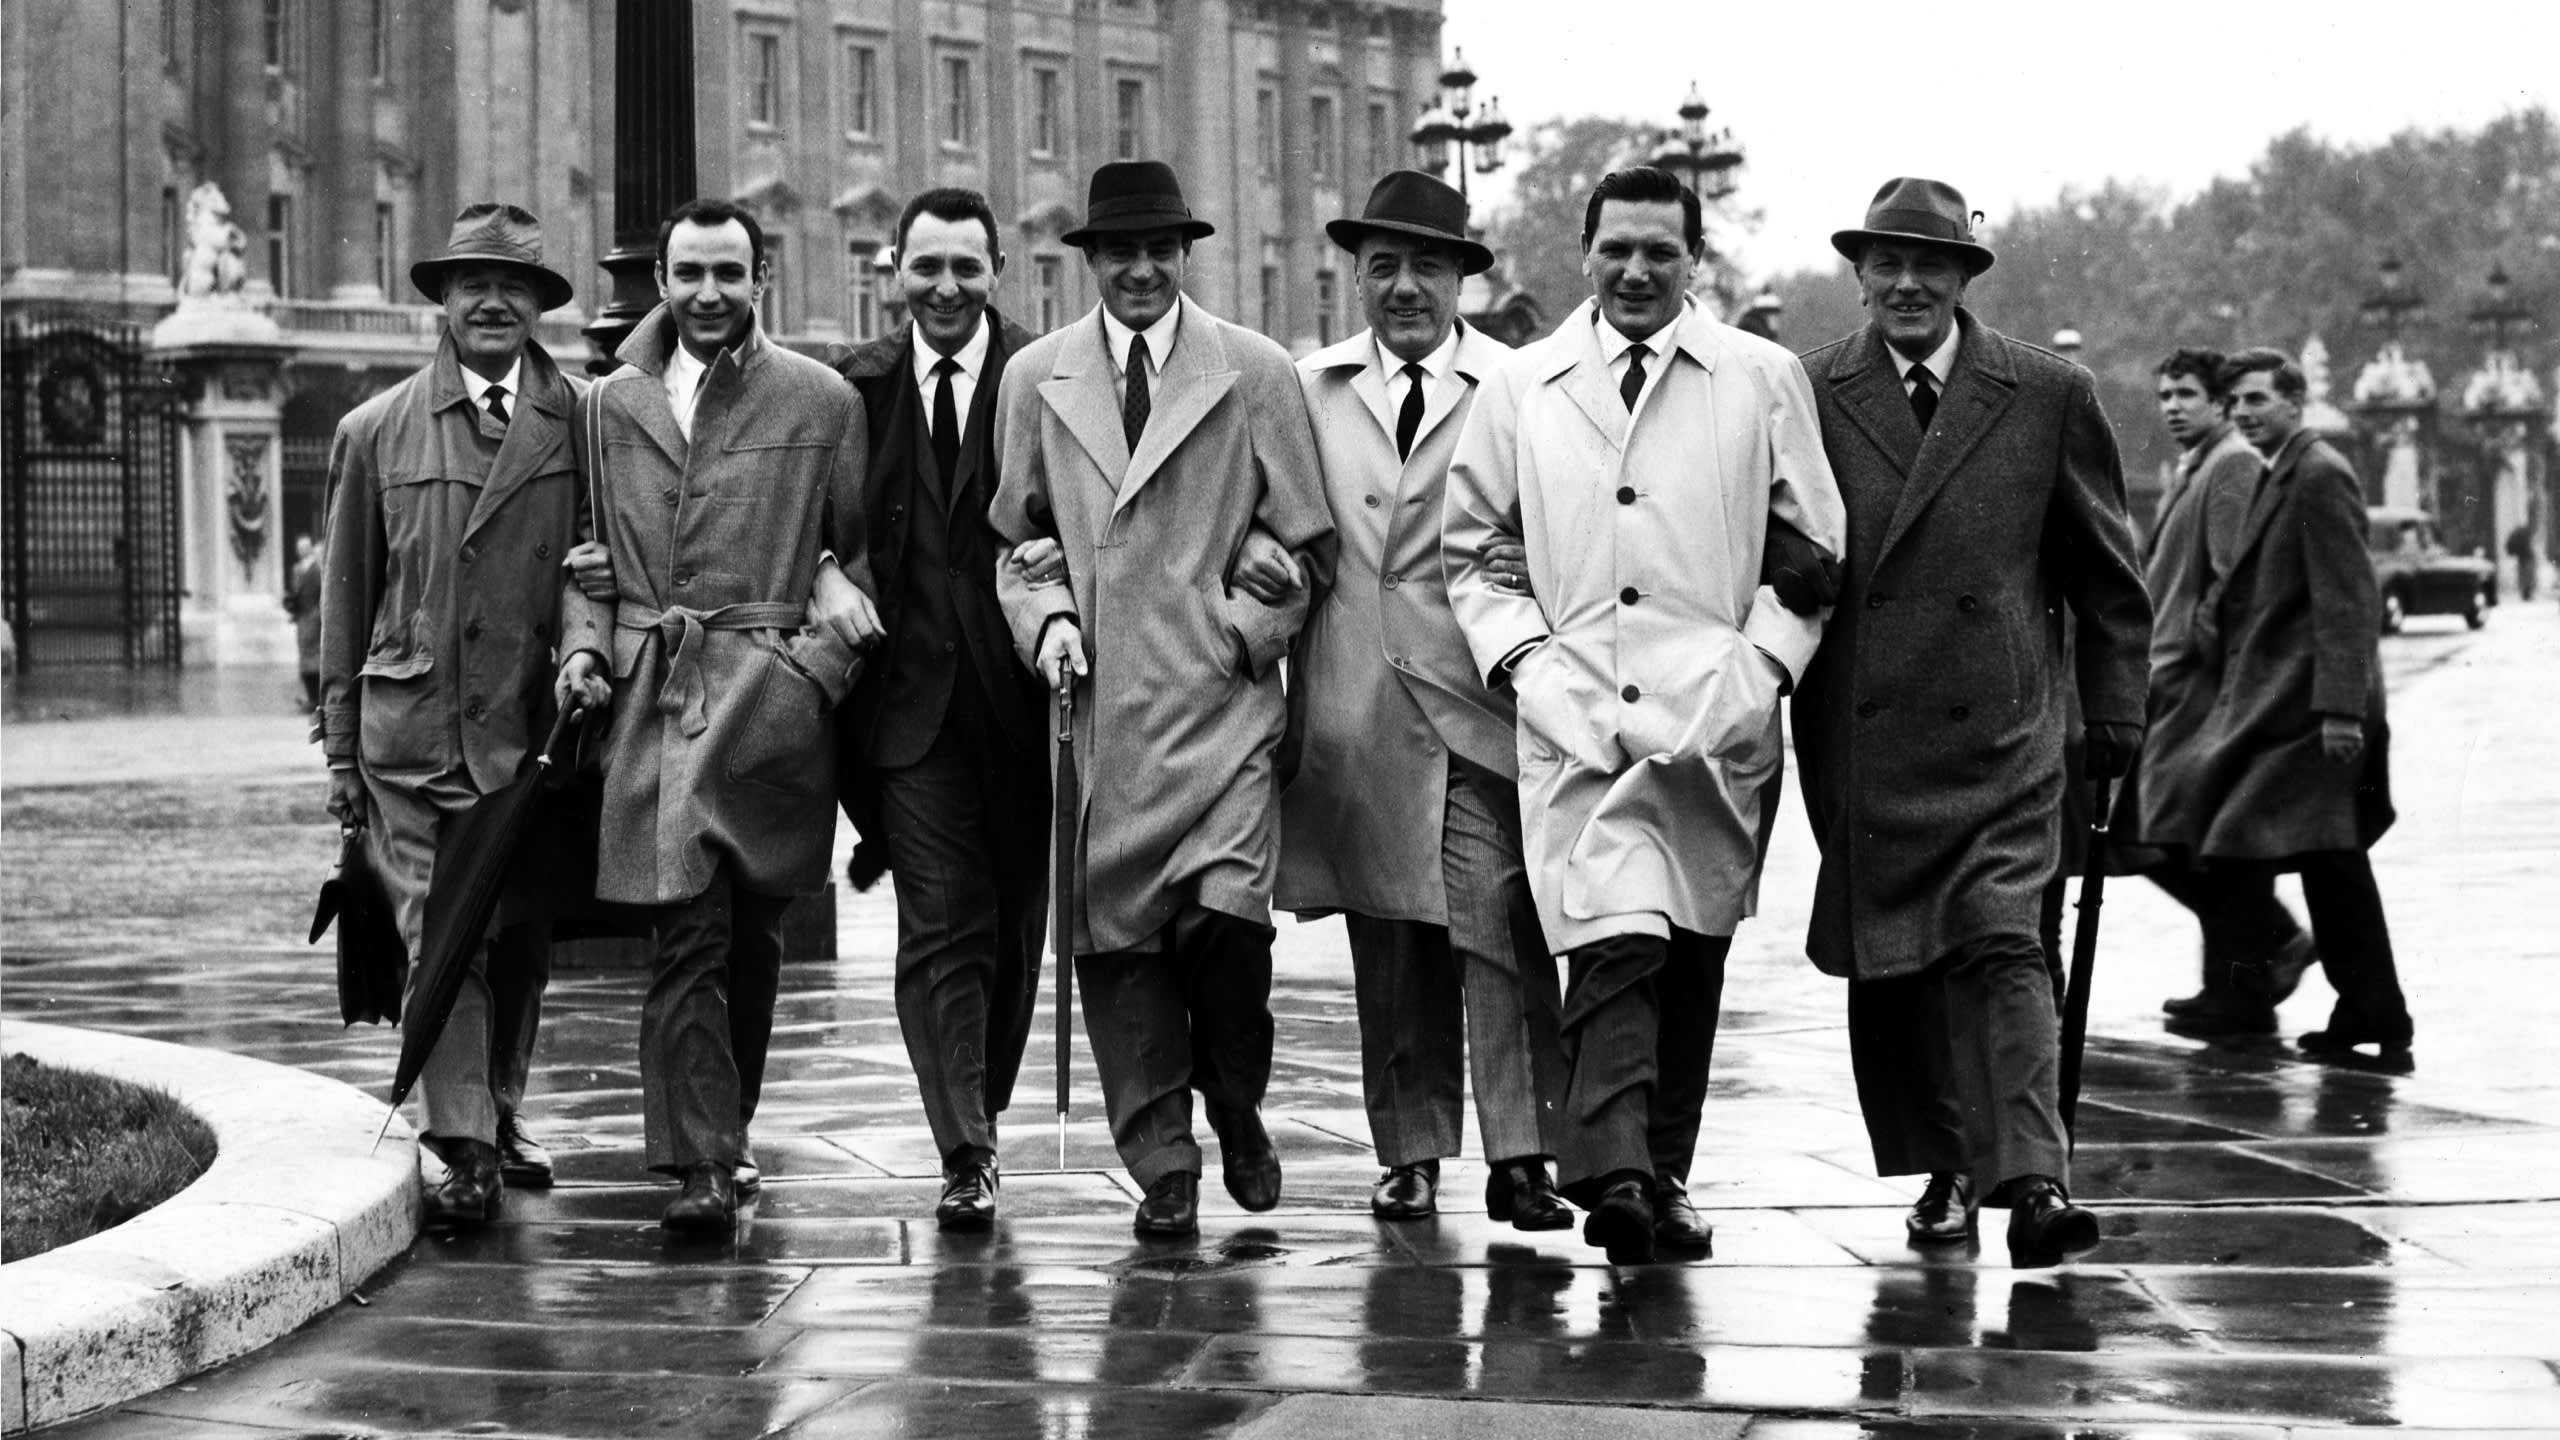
[1485,1158,1573,1232]
[662,1161,738,1234]
[2004,1175,2100,1268]
[2161,989,2213,1017]
[494,1109,554,1189]
[1133,1170,1200,1237]
[1371,1160,1438,1220]
[1583,1175,1655,1265]
[1652,1175,1714,1256]
[2260,933,2318,1005]
[2298,1027,2415,1074]
[1208,1104,1282,1213]
[733,1144,762,1196]
[2162,995,2277,1038]
[936,1158,1000,1230]
[423,1136,503,1229]
[1905,1170,1979,1245]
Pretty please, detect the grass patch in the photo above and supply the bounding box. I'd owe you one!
[3,1052,217,1263]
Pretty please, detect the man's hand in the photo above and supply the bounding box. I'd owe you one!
[810,561,886,652]
[1229,530,1303,606]
[556,650,612,715]
[1036,617,1088,691]
[2319,715,2365,765]
[1762,515,1842,617]
[1008,537,1068,588]
[325,768,367,826]
[1483,537,1532,597]
[565,541,617,602]
[2085,720,2144,780]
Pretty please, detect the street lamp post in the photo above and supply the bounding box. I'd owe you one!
[1649,82,1744,201]
[1408,48,1510,201]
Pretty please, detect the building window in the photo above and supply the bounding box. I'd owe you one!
[942,55,978,147]
[1368,101,1390,176]
[854,253,881,342]
[1033,254,1064,332]
[262,0,292,70]
[1315,269,1337,345]
[267,193,295,296]
[762,232,791,335]
[370,0,390,81]
[1260,264,1280,334]
[374,202,398,296]
[748,31,784,128]
[1310,96,1336,181]
[161,185,182,281]
[163,0,181,74]
[1114,78,1147,160]
[1256,88,1278,174]
[1029,65,1062,156]
[843,40,879,138]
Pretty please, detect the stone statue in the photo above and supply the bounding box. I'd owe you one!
[178,183,250,302]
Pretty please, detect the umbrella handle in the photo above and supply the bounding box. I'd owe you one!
[537,699,584,769]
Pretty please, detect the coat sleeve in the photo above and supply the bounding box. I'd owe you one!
[557,381,614,666]
[1745,353,1847,685]
[988,358,1076,669]
[1442,360,1545,685]
[1221,355,1334,680]
[315,412,384,766]
[826,387,875,602]
[2299,451,2379,718]
[2050,371,2153,728]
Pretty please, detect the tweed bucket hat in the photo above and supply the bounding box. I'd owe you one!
[411,202,576,312]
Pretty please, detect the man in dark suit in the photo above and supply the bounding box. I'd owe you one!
[1791,178,2152,1268]
[830,188,1051,1229]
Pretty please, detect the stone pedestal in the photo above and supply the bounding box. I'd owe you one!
[153,304,297,667]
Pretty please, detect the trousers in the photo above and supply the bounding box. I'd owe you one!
[640,862,787,1172]
[1552,928,1730,1207]
[1076,903,1275,1189]
[1849,930,2068,1192]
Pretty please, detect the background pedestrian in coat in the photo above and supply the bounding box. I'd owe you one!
[285,533,322,709]
[555,198,883,1233]
[318,202,583,1228]
[1277,170,1573,1234]
[827,188,1049,1230]
[1792,177,2151,1268]
[990,160,1335,1239]
[1446,166,1846,1265]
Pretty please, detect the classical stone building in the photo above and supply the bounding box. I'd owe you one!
[1,0,1449,667]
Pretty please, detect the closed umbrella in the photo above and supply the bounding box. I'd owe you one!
[1053,685,1078,1171]
[2057,775,2115,1141]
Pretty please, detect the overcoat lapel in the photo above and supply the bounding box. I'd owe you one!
[1116,313,1237,514]
[1346,349,1395,440]
[1876,314,2019,565]
[463,383,567,541]
[1549,323,1630,451]
[1038,318,1130,492]
[609,317,697,470]
[2224,430,2300,574]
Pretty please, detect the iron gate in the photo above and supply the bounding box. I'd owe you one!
[2,316,184,667]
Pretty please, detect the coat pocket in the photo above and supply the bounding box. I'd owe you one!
[724,641,832,794]
[357,668,443,776]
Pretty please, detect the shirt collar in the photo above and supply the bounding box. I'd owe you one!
[1893,322,1963,389]
[1374,324,1459,383]
[1102,299,1181,377]
[913,314,993,387]
[459,356,523,408]
[1594,306,1679,367]
[664,340,706,394]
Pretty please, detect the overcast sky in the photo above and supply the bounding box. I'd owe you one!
[1440,0,2560,278]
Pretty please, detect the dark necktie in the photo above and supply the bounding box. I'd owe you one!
[930,357,961,484]
[1619,343,1650,412]
[1123,333,1152,452]
[1394,362,1427,460]
[1908,364,1938,431]
[484,383,510,426]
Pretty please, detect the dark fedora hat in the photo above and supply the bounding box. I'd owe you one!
[1326,170,1494,275]
[411,202,576,312]
[1059,160,1216,248]
[1830,177,1995,276]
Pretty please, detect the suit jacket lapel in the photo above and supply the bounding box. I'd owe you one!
[947,319,1011,515]
[1116,311,1237,514]
[1877,314,2018,565]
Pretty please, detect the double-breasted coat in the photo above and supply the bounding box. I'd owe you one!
[990,301,1335,954]
[559,306,872,906]
[1444,299,1845,954]
[1791,312,2151,980]
[2182,429,2393,860]
[1277,322,1519,922]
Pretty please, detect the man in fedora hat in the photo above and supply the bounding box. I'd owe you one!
[1276,169,1572,1232]
[318,201,585,1227]
[1789,177,2151,1266]
[990,159,1334,1238]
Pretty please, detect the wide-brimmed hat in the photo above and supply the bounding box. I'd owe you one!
[1059,161,1216,248]
[411,202,576,312]
[1830,177,1995,276]
[1326,170,1493,275]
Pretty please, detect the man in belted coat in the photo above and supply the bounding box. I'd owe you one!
[991,160,1335,1238]
[2179,347,2411,1071]
[555,198,882,1233]
[1276,171,1574,1235]
[2117,348,2315,1036]
[318,202,582,1227]
[1792,177,2151,1267]
[827,188,1049,1230]
[1445,166,1847,1265]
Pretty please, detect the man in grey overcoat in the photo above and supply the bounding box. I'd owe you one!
[1792,178,2151,1268]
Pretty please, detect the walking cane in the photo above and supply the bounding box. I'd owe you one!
[2057,773,2115,1143]
[1052,684,1078,1171]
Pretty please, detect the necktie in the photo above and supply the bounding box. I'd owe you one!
[1394,362,1427,460]
[1123,333,1152,452]
[484,383,510,426]
[1619,343,1650,412]
[1908,365,1938,431]
[930,357,960,484]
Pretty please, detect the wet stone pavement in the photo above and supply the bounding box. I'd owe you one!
[6,607,2560,1438]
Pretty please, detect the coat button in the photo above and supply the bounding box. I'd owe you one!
[663,487,679,505]
[465,698,488,722]
[1857,698,1881,718]
[1384,572,1401,588]
[533,621,549,641]
[1958,594,1979,612]
[536,542,552,560]
[459,545,477,565]
[1616,486,1637,504]
[1949,703,1970,720]
[943,641,957,654]
[673,570,692,587]
[1621,684,1641,702]
[1866,592,1886,609]
[948,566,962,578]
[1619,586,1639,606]
[1364,494,1382,508]
[464,619,484,640]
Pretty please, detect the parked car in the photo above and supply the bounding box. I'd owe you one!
[2367,506,2494,632]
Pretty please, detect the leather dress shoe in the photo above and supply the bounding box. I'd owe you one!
[1651,1174,1714,1256]
[936,1157,1000,1230]
[2161,989,2212,1017]
[1485,1158,1573,1232]
[2162,994,2276,1038]
[1133,1170,1200,1237]
[2004,1175,2100,1268]
[662,1161,739,1235]
[1583,1174,1655,1265]
[2298,1026,2415,1074]
[2259,933,2318,1005]
[1371,1159,1438,1220]
[423,1136,503,1229]
[1208,1103,1282,1213]
[733,1144,762,1196]
[1905,1170,1979,1245]
[494,1109,553,1189]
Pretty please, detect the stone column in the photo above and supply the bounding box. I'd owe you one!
[153,309,296,666]
[324,0,383,301]
[211,0,273,300]
[1276,2,1314,351]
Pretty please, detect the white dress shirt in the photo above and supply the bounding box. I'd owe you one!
[1100,298,1180,407]
[912,314,993,433]
[1893,321,1963,398]
[1595,305,1680,413]
[663,341,708,441]
[459,356,523,428]
[1377,325,1459,429]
